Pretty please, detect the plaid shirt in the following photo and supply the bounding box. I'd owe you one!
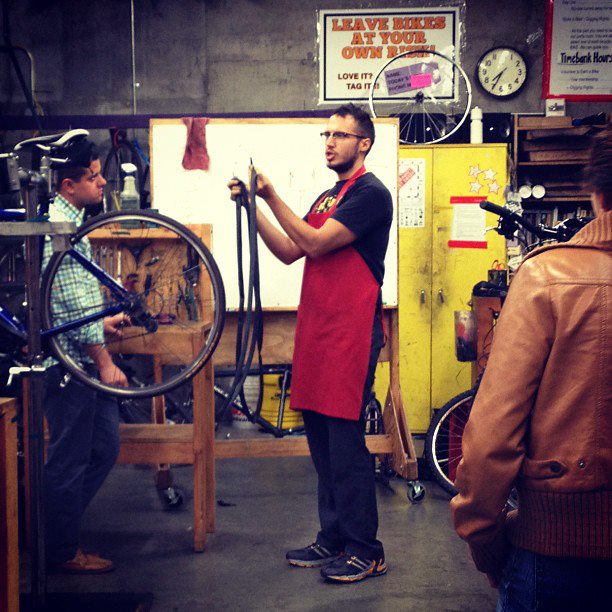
[43,194,104,366]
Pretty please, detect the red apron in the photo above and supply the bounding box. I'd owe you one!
[290,167,380,421]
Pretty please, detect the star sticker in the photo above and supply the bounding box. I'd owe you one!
[488,180,501,194]
[469,164,482,178]
[470,180,482,193]
[484,168,496,181]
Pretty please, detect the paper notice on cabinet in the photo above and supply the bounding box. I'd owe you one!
[398,158,425,228]
[448,196,487,248]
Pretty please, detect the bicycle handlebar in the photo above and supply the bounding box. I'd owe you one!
[480,200,562,241]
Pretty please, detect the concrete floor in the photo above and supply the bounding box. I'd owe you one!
[41,427,498,611]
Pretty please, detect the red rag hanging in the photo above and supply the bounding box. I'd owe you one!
[182,117,210,171]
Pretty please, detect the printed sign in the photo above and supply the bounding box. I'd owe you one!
[448,196,487,249]
[318,7,463,103]
[543,0,612,100]
[399,158,426,228]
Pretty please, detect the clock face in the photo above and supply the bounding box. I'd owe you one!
[477,47,527,98]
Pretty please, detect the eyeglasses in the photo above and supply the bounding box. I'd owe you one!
[320,131,368,141]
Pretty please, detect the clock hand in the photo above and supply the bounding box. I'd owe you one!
[491,68,507,88]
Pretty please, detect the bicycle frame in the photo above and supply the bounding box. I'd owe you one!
[0,208,128,345]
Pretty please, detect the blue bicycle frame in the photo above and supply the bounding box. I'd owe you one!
[0,208,128,346]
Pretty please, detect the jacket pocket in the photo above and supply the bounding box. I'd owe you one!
[521,457,568,479]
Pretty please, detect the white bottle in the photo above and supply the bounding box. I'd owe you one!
[120,174,140,211]
[470,106,483,144]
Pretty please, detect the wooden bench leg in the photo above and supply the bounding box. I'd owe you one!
[204,360,216,535]
[192,363,206,551]
[192,347,215,551]
[1,398,19,612]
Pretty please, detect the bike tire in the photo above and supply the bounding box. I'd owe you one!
[368,49,472,145]
[41,210,225,398]
[424,389,474,495]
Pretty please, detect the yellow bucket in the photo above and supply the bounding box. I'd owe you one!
[259,374,303,430]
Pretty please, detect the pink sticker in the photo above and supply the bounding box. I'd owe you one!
[411,73,432,89]
[399,168,415,189]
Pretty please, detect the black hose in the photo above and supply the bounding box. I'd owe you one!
[222,169,279,436]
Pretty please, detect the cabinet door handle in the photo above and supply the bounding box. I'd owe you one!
[420,289,426,304]
[438,289,445,303]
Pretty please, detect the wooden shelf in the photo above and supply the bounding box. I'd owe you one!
[542,196,591,203]
[512,114,596,224]
[522,197,591,206]
[518,160,587,166]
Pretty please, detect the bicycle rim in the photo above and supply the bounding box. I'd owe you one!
[425,390,473,495]
[368,49,472,145]
[41,210,225,398]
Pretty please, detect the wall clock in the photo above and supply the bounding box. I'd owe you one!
[476,47,528,99]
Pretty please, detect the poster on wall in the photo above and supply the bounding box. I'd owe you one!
[318,6,463,104]
[542,0,612,100]
[398,158,426,228]
[448,197,487,249]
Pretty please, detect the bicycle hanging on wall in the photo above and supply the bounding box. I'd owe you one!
[368,48,472,145]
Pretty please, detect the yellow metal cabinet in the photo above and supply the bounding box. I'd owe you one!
[398,144,508,433]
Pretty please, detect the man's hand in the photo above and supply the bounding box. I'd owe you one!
[252,168,276,200]
[227,178,246,202]
[104,313,130,337]
[227,168,276,203]
[99,362,128,387]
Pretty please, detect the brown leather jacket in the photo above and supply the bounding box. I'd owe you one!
[451,210,612,577]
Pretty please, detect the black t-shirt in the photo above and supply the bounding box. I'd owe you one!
[307,172,393,285]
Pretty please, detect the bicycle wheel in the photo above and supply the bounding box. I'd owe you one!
[424,389,474,495]
[368,49,472,145]
[41,210,225,398]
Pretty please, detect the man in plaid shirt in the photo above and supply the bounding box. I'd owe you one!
[43,138,128,574]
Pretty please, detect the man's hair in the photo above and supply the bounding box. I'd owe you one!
[584,123,612,211]
[56,139,100,186]
[332,103,375,153]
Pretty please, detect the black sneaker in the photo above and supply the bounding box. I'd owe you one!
[320,554,387,583]
[286,543,342,568]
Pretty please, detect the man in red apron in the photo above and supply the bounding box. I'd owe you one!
[229,104,392,583]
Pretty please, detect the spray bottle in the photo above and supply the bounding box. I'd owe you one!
[120,162,140,211]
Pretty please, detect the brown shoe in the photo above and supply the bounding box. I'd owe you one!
[56,549,114,574]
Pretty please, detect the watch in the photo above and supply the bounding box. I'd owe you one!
[476,47,528,98]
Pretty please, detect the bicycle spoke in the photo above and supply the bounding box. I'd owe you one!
[42,210,225,398]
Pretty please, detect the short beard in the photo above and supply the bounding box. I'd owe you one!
[327,157,356,175]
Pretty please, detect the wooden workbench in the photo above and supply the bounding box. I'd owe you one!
[0,397,18,612]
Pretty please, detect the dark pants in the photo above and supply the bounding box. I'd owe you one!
[43,365,120,565]
[301,311,384,561]
[497,546,612,611]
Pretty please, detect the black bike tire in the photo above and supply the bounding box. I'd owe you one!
[41,210,225,398]
[424,389,474,495]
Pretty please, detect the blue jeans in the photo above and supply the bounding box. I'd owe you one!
[497,546,612,611]
[43,365,120,565]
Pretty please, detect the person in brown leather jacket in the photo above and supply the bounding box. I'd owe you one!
[451,124,611,611]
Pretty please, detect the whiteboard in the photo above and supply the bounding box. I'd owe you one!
[150,118,399,309]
